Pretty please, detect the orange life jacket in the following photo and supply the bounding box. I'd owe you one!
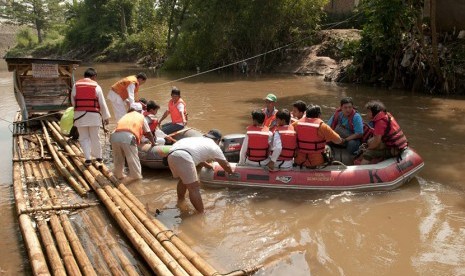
[372,111,408,150]
[246,125,270,162]
[143,111,158,133]
[74,78,100,112]
[262,108,277,132]
[115,111,145,144]
[111,76,140,100]
[275,125,297,161]
[295,118,326,154]
[168,98,187,124]
[330,108,356,132]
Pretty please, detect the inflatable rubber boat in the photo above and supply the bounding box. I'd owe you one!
[199,147,424,191]
[138,132,245,169]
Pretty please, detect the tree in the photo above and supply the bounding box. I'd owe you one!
[1,0,66,44]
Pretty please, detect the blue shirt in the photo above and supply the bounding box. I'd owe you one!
[327,112,363,135]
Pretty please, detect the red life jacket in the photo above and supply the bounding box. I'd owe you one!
[295,118,326,154]
[74,78,100,112]
[362,122,374,143]
[330,108,356,132]
[143,111,158,133]
[372,112,408,150]
[246,125,270,162]
[262,108,277,132]
[275,125,297,161]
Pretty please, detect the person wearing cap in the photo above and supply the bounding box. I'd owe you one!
[238,110,272,167]
[263,93,278,132]
[166,129,233,213]
[71,67,111,167]
[107,72,148,122]
[110,104,155,181]
[159,87,188,135]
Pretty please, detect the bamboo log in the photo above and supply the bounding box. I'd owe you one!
[41,121,87,196]
[13,162,50,275]
[38,162,97,276]
[88,211,140,276]
[35,133,44,159]
[21,202,100,214]
[28,166,67,276]
[13,157,53,162]
[113,188,202,276]
[81,213,125,276]
[54,143,91,191]
[29,162,82,276]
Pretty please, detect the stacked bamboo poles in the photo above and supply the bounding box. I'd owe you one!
[46,120,262,276]
[12,114,50,275]
[45,121,178,276]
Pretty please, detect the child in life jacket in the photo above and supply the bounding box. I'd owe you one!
[267,109,297,171]
[143,100,167,145]
[238,109,272,167]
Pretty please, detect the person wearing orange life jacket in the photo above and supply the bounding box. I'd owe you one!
[142,100,166,145]
[291,100,307,126]
[239,110,272,167]
[159,87,188,135]
[327,97,364,155]
[262,93,279,132]
[295,104,344,168]
[267,109,297,171]
[71,68,111,167]
[110,104,155,182]
[107,72,147,122]
[359,100,408,165]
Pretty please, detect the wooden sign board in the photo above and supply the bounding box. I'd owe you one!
[32,63,59,78]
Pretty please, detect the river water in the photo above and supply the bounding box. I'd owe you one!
[1,61,464,275]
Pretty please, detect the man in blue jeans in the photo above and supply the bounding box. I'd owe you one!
[327,97,363,155]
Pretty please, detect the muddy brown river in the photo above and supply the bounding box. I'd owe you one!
[1,61,465,275]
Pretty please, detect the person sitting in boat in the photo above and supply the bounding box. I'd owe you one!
[159,87,188,135]
[263,93,278,132]
[327,97,364,155]
[267,109,297,171]
[359,100,408,165]
[143,100,166,145]
[291,100,307,126]
[239,109,272,167]
[295,104,344,168]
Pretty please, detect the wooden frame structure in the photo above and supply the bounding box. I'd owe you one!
[5,58,81,120]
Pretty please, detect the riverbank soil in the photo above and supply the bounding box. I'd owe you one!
[273,29,361,78]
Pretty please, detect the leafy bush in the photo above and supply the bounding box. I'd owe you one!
[15,27,38,48]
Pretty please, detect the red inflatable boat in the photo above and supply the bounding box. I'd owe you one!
[199,148,424,191]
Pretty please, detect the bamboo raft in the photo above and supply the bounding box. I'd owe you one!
[8,58,261,275]
[13,113,261,276]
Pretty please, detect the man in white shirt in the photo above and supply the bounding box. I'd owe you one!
[167,129,233,213]
[71,67,111,167]
[107,73,147,122]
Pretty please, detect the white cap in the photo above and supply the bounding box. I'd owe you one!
[130,102,143,112]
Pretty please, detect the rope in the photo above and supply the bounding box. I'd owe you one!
[140,15,364,91]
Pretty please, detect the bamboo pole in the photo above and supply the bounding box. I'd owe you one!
[28,164,67,276]
[13,162,50,275]
[21,202,100,214]
[54,143,91,191]
[88,210,140,276]
[81,213,125,276]
[38,162,97,276]
[28,162,82,276]
[41,121,87,196]
[13,157,53,162]
[113,188,203,276]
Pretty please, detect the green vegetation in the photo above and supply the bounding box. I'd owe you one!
[1,0,464,94]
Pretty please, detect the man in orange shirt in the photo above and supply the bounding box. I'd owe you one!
[294,104,344,167]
